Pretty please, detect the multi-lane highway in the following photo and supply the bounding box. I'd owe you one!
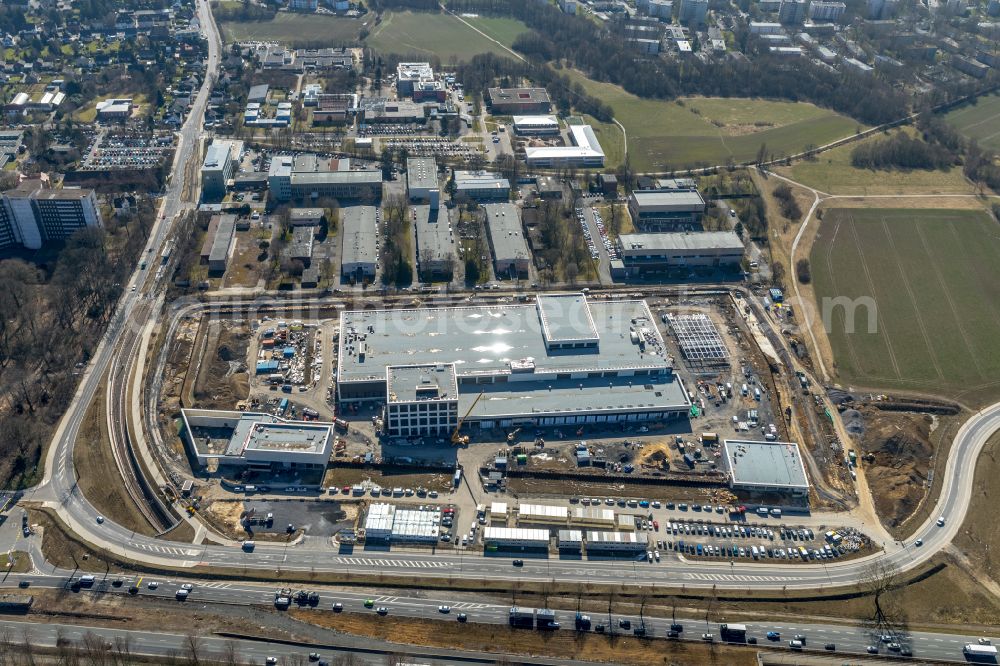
[2,571,993,663]
[5,0,1000,660]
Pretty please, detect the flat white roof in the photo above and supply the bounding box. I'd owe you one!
[524,124,605,162]
[723,439,810,490]
[484,526,550,543]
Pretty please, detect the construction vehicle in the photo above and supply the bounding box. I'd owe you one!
[506,427,522,443]
[451,391,485,446]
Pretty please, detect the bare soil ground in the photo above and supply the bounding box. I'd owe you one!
[290,610,758,665]
[71,379,158,538]
[193,320,250,411]
[852,408,934,531]
[322,468,454,493]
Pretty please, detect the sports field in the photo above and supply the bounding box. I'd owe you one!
[810,208,1000,404]
[943,93,1000,152]
[219,13,364,45]
[565,72,862,171]
[776,127,974,195]
[366,11,527,62]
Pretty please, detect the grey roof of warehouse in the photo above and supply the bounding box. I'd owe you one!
[454,170,510,192]
[630,189,706,210]
[413,205,453,263]
[723,439,809,490]
[406,157,438,192]
[618,231,744,252]
[341,205,377,265]
[290,207,324,223]
[289,170,382,185]
[487,87,551,104]
[536,293,599,345]
[483,203,529,260]
[337,294,675,384]
[209,214,236,264]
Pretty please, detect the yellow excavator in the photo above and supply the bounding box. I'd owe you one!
[451,390,485,446]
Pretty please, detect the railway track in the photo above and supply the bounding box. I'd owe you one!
[105,300,177,534]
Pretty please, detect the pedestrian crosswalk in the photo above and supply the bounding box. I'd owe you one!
[199,581,231,589]
[683,571,807,583]
[134,542,199,557]
[334,557,450,569]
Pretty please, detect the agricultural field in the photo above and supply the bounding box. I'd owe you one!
[366,11,526,62]
[219,13,364,45]
[775,127,975,195]
[566,71,862,171]
[943,93,1000,152]
[810,207,1000,405]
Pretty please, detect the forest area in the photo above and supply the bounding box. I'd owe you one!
[0,196,155,487]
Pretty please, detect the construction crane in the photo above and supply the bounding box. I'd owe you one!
[451,391,484,446]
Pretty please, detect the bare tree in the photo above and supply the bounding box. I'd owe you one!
[184,633,202,665]
[862,560,908,638]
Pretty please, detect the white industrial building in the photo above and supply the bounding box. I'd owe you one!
[524,125,605,168]
[517,503,569,526]
[180,409,334,470]
[483,526,550,548]
[363,503,442,543]
[628,188,706,231]
[586,531,646,551]
[406,156,438,201]
[453,171,510,201]
[557,529,583,549]
[615,231,745,276]
[484,203,530,278]
[723,439,810,496]
[572,507,616,528]
[340,205,378,280]
[512,115,560,135]
[338,293,691,436]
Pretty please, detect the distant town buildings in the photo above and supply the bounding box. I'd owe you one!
[808,0,846,20]
[524,125,606,168]
[778,0,809,24]
[200,140,243,198]
[678,0,709,26]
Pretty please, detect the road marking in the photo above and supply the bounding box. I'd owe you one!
[334,557,449,569]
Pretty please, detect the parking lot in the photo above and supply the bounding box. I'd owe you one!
[381,137,481,159]
[80,132,173,170]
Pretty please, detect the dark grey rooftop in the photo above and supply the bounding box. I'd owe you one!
[387,363,458,403]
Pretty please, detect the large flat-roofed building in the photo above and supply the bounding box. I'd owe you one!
[180,409,333,470]
[723,439,809,496]
[524,125,605,168]
[486,87,552,114]
[453,170,510,201]
[483,527,550,548]
[385,363,459,438]
[201,141,235,197]
[628,189,706,231]
[484,203,530,278]
[396,62,434,96]
[208,213,236,273]
[615,231,744,276]
[337,293,691,433]
[414,204,454,280]
[289,170,382,202]
[512,115,560,135]
[406,157,438,201]
[1,179,103,250]
[341,205,377,280]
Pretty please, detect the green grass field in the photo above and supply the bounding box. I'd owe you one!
[462,15,530,48]
[367,11,526,62]
[810,208,1000,405]
[776,128,974,195]
[565,72,862,171]
[944,93,1000,152]
[219,13,364,45]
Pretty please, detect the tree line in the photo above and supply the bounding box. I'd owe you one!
[850,132,958,170]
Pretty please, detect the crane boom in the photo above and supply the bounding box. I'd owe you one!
[451,390,484,446]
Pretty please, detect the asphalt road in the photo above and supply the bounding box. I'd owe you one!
[1,571,992,663]
[9,0,1000,655]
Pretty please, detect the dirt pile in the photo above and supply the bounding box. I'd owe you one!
[858,408,933,529]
